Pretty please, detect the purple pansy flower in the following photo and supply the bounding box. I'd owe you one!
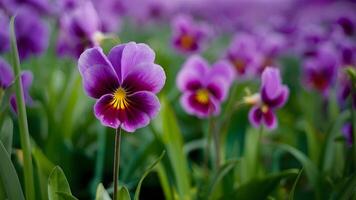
[78,42,166,132]
[225,33,261,78]
[248,67,289,130]
[14,8,49,60]
[302,45,339,95]
[342,123,353,147]
[171,14,211,54]
[10,71,34,113]
[0,58,13,90]
[0,11,9,53]
[0,0,52,15]
[56,1,102,58]
[177,55,234,118]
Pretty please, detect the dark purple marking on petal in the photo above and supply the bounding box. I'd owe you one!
[261,86,289,108]
[121,63,166,94]
[248,106,262,128]
[94,94,121,129]
[262,109,277,130]
[78,47,119,99]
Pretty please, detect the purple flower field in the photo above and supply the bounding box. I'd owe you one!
[0,0,355,199]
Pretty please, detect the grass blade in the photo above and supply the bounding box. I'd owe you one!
[9,16,35,200]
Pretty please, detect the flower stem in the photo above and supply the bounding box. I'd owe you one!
[212,123,220,169]
[9,16,35,200]
[113,128,122,200]
[204,117,213,169]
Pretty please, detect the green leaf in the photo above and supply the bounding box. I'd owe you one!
[10,15,35,200]
[332,172,356,200]
[220,169,298,200]
[0,117,13,155]
[32,146,55,200]
[134,151,165,200]
[0,141,25,200]
[95,183,111,200]
[159,97,191,199]
[289,168,303,200]
[48,166,72,200]
[277,144,319,188]
[55,192,79,200]
[118,186,131,200]
[206,159,239,200]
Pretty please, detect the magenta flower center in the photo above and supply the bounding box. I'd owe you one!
[195,88,210,104]
[180,34,194,49]
[232,58,246,74]
[111,87,130,110]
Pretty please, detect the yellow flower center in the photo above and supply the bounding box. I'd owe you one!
[111,87,129,110]
[261,104,269,113]
[196,89,210,104]
[180,35,194,49]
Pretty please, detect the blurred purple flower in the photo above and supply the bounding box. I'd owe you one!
[15,8,49,60]
[302,45,339,95]
[0,11,9,53]
[0,58,13,90]
[248,67,289,130]
[0,0,52,15]
[56,1,102,58]
[10,71,34,113]
[171,14,211,54]
[78,42,166,132]
[177,55,234,118]
[225,33,261,78]
[92,0,125,33]
[255,30,286,73]
[342,123,353,147]
[126,0,172,25]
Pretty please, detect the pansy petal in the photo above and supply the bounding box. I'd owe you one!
[107,44,126,80]
[94,94,121,129]
[78,47,119,98]
[176,55,209,91]
[120,91,160,132]
[261,67,283,100]
[21,71,34,105]
[262,85,289,108]
[0,58,14,89]
[208,60,235,85]
[206,76,230,101]
[122,63,166,93]
[248,106,262,128]
[262,109,277,130]
[121,42,156,78]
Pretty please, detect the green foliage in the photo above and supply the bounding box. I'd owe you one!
[220,169,298,200]
[134,151,165,200]
[0,117,13,155]
[48,166,77,200]
[0,141,25,200]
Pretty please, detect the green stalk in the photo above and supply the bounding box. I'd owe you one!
[351,84,356,170]
[9,16,35,200]
[113,128,122,200]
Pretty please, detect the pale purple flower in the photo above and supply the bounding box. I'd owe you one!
[15,8,49,60]
[56,1,101,58]
[177,55,234,118]
[225,33,261,78]
[0,11,9,53]
[10,71,34,113]
[92,0,125,33]
[171,14,211,54]
[0,58,13,90]
[248,67,289,130]
[78,42,166,132]
[0,0,52,15]
[302,45,339,95]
